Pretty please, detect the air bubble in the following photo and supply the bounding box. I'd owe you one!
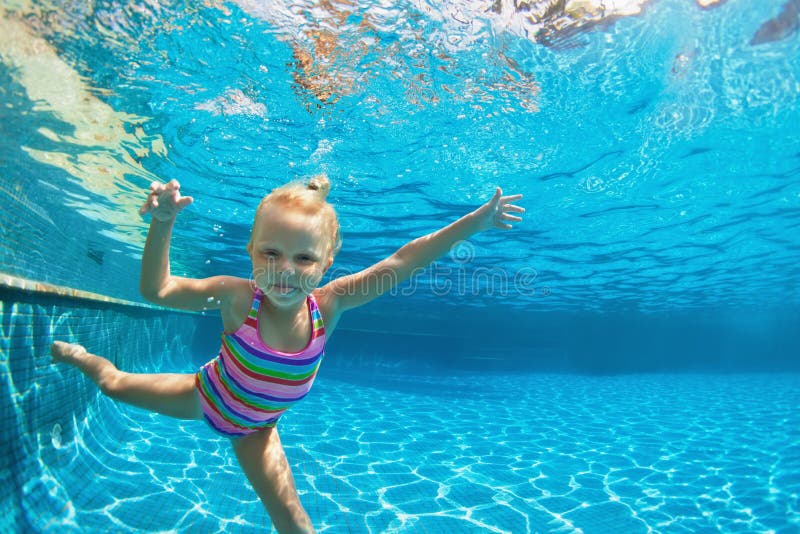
[51,423,62,449]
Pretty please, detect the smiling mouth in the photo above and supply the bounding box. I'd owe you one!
[271,285,298,295]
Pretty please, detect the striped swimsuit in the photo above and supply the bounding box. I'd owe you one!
[195,288,325,437]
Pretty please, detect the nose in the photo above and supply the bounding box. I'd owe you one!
[276,257,295,275]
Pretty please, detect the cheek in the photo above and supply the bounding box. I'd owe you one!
[298,265,324,290]
[251,267,269,290]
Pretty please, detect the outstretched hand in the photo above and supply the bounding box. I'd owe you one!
[474,187,524,231]
[139,179,194,222]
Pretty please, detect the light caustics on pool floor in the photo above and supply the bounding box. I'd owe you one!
[21,372,800,533]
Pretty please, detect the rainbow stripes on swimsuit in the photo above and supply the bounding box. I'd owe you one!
[195,288,325,437]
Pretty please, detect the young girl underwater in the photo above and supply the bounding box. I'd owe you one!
[51,175,524,533]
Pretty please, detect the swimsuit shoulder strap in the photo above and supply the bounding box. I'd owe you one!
[250,287,263,312]
[246,287,263,327]
[307,292,325,337]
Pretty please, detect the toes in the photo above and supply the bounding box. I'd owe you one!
[50,342,64,360]
[50,341,85,359]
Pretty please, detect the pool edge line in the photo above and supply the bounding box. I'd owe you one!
[0,272,200,315]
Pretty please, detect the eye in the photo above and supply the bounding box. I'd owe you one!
[297,255,314,263]
[262,250,279,259]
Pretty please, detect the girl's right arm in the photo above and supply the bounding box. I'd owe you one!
[139,180,243,311]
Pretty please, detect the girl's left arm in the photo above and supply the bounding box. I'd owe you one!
[320,187,524,316]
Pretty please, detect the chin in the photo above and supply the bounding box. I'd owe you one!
[265,286,306,304]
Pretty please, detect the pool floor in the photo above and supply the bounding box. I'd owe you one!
[22,372,800,533]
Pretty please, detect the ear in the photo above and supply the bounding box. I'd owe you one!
[322,256,334,274]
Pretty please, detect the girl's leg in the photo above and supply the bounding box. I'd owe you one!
[51,341,202,420]
[232,426,314,534]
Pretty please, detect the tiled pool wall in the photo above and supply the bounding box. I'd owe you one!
[333,301,800,375]
[0,280,205,533]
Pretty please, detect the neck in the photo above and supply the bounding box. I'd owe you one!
[260,294,307,322]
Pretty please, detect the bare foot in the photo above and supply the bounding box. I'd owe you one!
[50,341,88,364]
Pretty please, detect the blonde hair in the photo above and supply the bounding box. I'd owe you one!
[248,174,342,257]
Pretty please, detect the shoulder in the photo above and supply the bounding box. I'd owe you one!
[220,277,257,333]
[225,276,256,302]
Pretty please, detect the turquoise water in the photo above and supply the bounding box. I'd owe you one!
[2,0,800,532]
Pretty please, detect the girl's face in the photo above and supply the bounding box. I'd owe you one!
[248,204,332,308]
